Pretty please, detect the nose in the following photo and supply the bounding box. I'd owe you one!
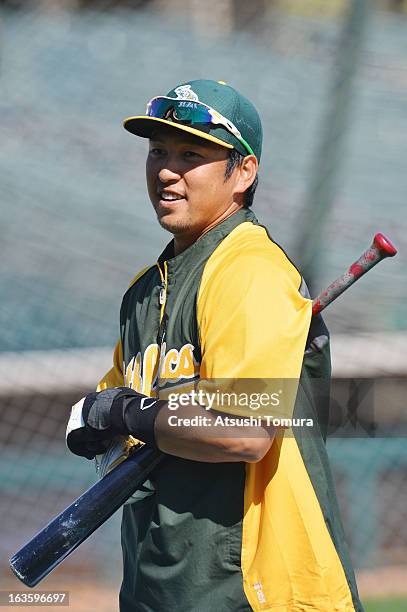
[158,165,182,183]
[156,152,183,184]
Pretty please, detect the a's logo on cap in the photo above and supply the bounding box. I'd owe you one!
[174,84,199,101]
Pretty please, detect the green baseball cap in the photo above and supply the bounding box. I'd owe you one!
[123,79,263,162]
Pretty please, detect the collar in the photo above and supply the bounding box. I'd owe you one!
[158,208,258,273]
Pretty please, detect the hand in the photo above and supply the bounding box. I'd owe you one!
[66,389,124,459]
[66,387,165,459]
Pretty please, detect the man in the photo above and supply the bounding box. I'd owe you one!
[66,80,363,611]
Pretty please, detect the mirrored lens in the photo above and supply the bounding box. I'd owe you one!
[148,98,212,125]
[147,98,171,117]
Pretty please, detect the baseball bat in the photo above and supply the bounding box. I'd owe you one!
[9,232,397,588]
[311,233,397,315]
[10,445,163,588]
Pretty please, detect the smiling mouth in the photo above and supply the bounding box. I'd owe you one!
[159,191,185,204]
[158,193,186,206]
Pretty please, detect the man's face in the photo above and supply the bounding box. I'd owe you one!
[146,126,240,242]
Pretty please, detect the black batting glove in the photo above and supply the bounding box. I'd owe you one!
[66,387,166,459]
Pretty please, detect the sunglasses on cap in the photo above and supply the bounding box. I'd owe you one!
[146,96,255,157]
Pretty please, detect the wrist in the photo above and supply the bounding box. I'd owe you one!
[110,389,167,447]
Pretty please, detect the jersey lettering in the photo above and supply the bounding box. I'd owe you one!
[125,343,200,395]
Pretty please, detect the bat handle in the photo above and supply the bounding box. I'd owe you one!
[312,233,397,316]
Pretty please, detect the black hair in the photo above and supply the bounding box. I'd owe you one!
[224,149,258,208]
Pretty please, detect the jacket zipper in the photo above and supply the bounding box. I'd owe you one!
[157,261,168,346]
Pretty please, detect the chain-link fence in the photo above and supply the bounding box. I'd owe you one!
[1,1,406,609]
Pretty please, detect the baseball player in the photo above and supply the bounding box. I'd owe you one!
[66,80,364,611]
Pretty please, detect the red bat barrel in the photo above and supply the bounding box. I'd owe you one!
[9,446,163,588]
[312,233,397,316]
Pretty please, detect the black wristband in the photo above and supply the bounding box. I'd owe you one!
[110,389,166,447]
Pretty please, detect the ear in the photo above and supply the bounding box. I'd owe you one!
[234,155,258,195]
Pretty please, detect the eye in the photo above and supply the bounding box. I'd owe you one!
[184,150,202,159]
[149,147,165,157]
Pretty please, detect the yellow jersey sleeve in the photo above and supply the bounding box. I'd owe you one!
[96,340,124,391]
[197,223,312,419]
